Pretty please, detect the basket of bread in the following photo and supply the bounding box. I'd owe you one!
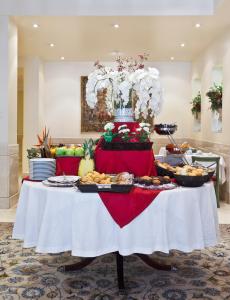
[155,161,178,178]
[174,165,211,187]
[77,171,134,193]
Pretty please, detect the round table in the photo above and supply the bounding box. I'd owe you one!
[13,181,219,257]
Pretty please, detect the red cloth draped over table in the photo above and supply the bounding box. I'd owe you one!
[99,187,162,227]
[95,143,157,176]
[56,157,82,176]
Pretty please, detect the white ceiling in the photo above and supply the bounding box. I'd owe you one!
[14,0,230,62]
[0,0,223,16]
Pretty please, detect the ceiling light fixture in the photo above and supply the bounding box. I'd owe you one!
[60,56,65,60]
[180,43,185,47]
[33,23,39,28]
[195,23,201,28]
[113,24,119,29]
[49,43,55,47]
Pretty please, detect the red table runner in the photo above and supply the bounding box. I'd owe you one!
[56,156,82,176]
[99,187,162,228]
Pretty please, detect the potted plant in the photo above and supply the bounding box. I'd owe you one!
[102,122,117,142]
[191,91,201,119]
[206,84,222,112]
[101,122,153,150]
[35,127,52,158]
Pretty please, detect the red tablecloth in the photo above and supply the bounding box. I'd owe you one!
[99,187,162,227]
[95,146,157,176]
[56,156,82,176]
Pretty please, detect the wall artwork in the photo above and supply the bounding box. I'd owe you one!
[80,76,111,132]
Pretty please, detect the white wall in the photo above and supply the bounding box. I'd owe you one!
[191,28,230,145]
[43,61,191,140]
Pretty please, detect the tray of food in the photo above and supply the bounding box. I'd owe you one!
[134,175,177,190]
[173,165,213,187]
[77,171,134,193]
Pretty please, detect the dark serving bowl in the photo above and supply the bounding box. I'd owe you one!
[174,174,207,187]
[154,124,178,135]
[155,164,175,178]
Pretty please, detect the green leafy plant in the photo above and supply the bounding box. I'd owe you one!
[206,84,222,112]
[191,91,201,118]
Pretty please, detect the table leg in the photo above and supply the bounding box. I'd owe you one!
[116,252,125,290]
[58,257,96,272]
[135,254,172,271]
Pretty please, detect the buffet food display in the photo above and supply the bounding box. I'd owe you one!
[29,122,215,192]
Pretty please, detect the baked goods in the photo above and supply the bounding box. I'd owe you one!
[175,165,208,176]
[134,175,171,186]
[80,171,133,185]
[155,161,177,173]
[81,171,113,184]
[115,172,134,185]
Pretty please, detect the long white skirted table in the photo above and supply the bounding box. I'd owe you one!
[13,181,219,257]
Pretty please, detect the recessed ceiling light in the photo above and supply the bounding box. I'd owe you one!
[113,24,119,29]
[60,56,65,60]
[33,23,39,28]
[180,43,185,47]
[49,43,55,47]
[111,50,122,56]
[170,56,175,61]
[195,23,201,28]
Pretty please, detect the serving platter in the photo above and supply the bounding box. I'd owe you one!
[48,175,80,184]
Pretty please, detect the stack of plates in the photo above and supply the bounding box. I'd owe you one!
[29,158,56,181]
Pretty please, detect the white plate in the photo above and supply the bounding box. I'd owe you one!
[48,175,80,184]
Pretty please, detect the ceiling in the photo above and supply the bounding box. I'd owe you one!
[1,0,223,16]
[14,0,230,62]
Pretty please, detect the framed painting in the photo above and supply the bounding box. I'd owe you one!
[80,76,112,132]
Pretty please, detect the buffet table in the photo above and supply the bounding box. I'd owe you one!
[13,181,219,256]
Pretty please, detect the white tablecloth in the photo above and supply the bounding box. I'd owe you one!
[13,181,219,257]
[158,147,226,184]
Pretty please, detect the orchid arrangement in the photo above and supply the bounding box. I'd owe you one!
[86,54,163,120]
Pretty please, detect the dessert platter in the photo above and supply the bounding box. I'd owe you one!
[134,175,177,190]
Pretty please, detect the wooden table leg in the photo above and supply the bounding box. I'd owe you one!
[116,252,125,291]
[135,254,172,271]
[58,257,96,272]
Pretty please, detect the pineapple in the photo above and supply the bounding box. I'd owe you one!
[78,139,95,177]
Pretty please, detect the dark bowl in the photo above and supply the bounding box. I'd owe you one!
[156,164,175,178]
[174,174,206,187]
[154,124,177,135]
